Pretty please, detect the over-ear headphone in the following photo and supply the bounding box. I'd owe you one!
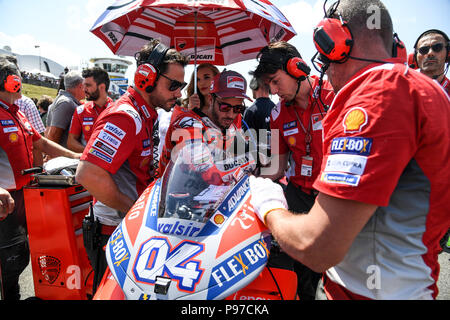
[313,16,354,64]
[392,33,407,63]
[285,57,311,81]
[408,53,419,69]
[4,74,21,93]
[413,29,450,64]
[134,42,169,93]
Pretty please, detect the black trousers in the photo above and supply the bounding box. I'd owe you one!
[284,181,322,301]
[85,234,110,294]
[0,189,30,300]
[0,241,30,300]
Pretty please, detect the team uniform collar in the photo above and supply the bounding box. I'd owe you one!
[126,86,157,121]
[0,98,19,113]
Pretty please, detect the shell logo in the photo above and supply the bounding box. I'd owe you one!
[9,133,18,143]
[343,107,368,133]
[287,136,296,146]
[213,213,225,225]
[84,125,91,132]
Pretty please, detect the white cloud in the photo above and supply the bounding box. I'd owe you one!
[0,31,82,68]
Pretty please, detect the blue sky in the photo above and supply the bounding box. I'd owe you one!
[0,0,448,87]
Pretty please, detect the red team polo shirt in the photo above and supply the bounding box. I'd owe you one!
[69,97,113,145]
[81,87,158,226]
[270,75,334,192]
[0,99,41,191]
[313,60,450,299]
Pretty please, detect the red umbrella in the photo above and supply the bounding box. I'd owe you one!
[90,0,296,66]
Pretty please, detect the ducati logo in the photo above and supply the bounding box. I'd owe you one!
[38,255,61,284]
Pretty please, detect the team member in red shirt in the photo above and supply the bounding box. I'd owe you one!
[67,67,113,152]
[0,58,80,299]
[249,0,450,300]
[413,29,450,95]
[251,41,335,300]
[76,40,188,290]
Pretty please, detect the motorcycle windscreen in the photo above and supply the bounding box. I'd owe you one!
[158,141,237,223]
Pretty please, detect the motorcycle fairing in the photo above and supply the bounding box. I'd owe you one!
[105,149,271,299]
[198,176,250,237]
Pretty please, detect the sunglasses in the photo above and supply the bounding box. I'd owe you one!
[418,43,445,55]
[160,73,187,91]
[217,101,246,114]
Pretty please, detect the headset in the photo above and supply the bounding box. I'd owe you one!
[134,42,169,93]
[0,63,21,93]
[392,33,407,63]
[313,0,389,66]
[285,57,311,81]
[3,74,22,93]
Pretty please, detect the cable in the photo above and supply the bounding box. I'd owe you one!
[285,79,302,107]
[266,265,284,300]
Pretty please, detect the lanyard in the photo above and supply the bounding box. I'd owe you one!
[293,106,313,155]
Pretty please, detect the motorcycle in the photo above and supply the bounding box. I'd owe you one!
[94,143,298,300]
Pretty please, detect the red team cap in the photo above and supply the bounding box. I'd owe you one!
[210,70,252,101]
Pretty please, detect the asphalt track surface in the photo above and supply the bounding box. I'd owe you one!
[17,251,450,300]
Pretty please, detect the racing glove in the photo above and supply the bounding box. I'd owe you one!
[249,176,288,225]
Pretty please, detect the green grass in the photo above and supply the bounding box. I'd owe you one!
[22,83,58,100]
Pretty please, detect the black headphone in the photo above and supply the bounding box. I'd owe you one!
[134,42,169,93]
[413,29,450,64]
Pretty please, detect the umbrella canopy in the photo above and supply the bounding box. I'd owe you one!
[90,0,296,66]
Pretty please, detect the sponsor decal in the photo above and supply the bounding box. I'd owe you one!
[8,133,18,143]
[321,172,361,186]
[94,139,117,157]
[207,238,270,299]
[157,221,202,237]
[330,137,373,156]
[283,121,297,130]
[141,105,150,118]
[225,178,250,214]
[288,136,296,146]
[145,180,161,230]
[104,122,126,139]
[142,139,151,148]
[38,255,61,284]
[98,130,122,149]
[343,107,368,133]
[283,128,299,137]
[89,148,113,163]
[84,126,91,132]
[1,119,14,126]
[211,211,227,227]
[3,126,18,133]
[325,154,368,176]
[141,149,151,157]
[175,37,216,62]
[311,113,323,131]
[220,155,250,172]
[83,117,94,122]
[227,76,245,90]
[109,225,131,287]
